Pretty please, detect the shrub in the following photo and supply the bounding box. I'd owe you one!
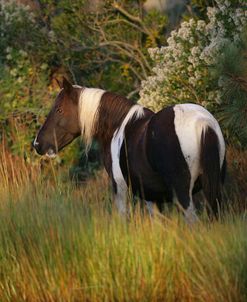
[139,0,247,116]
[0,1,52,154]
[0,1,166,164]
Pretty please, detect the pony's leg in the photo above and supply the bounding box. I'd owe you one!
[145,201,154,217]
[184,197,198,225]
[113,180,128,215]
[176,191,198,225]
[173,175,198,225]
[156,189,173,214]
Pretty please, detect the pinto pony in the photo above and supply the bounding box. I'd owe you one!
[33,78,226,222]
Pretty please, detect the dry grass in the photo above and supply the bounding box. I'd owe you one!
[0,146,247,302]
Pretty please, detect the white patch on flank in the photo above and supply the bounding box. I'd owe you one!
[78,87,105,152]
[111,105,144,214]
[174,104,225,180]
[174,104,225,169]
[174,103,225,222]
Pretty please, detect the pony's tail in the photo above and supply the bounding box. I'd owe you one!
[200,126,222,218]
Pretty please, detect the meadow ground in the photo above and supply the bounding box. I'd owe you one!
[0,148,247,302]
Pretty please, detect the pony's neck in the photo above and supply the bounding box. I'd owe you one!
[78,88,144,151]
[94,91,144,148]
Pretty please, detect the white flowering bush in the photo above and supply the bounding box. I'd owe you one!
[0,1,34,54]
[139,0,247,112]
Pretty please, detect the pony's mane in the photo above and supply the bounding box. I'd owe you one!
[78,87,105,152]
[78,88,144,151]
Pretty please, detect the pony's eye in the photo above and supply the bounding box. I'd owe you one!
[56,107,63,114]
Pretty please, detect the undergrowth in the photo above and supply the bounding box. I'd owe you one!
[0,147,246,302]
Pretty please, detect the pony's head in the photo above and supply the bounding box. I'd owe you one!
[33,77,82,157]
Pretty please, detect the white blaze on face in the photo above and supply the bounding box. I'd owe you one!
[110,104,144,214]
[33,136,39,147]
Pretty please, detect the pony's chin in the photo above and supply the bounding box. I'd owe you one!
[45,149,57,159]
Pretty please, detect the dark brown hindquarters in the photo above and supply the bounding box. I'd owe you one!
[200,127,222,217]
[145,106,192,212]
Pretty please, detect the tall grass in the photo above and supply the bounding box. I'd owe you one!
[0,147,247,302]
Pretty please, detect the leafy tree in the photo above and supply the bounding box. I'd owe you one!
[35,0,167,96]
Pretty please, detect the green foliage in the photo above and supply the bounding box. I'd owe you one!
[46,0,166,93]
[0,48,48,116]
[215,30,247,147]
[190,0,214,19]
[0,2,51,159]
[0,0,167,173]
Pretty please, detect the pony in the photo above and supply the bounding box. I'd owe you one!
[33,77,226,223]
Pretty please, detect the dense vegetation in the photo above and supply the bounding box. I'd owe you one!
[0,0,166,170]
[0,1,247,301]
[140,0,247,146]
[1,0,246,170]
[0,151,247,302]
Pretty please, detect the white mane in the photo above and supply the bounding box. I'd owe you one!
[77,86,144,153]
[78,87,105,152]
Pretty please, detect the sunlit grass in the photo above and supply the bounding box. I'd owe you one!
[0,149,247,302]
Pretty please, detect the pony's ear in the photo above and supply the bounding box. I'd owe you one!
[55,78,62,89]
[62,77,73,93]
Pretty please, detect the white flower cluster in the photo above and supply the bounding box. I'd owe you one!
[139,0,247,111]
[0,0,34,37]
